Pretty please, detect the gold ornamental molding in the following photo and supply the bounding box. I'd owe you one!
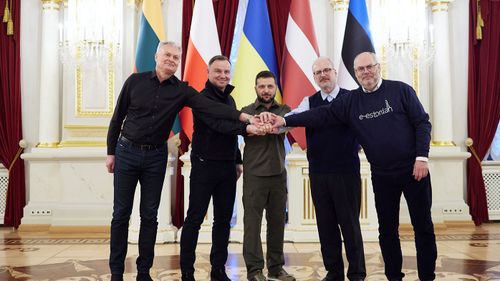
[431,140,456,146]
[330,0,349,11]
[57,141,106,147]
[41,0,62,10]
[75,48,115,118]
[428,0,453,13]
[37,142,60,148]
[64,125,109,130]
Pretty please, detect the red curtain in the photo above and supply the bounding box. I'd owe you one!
[0,0,25,228]
[213,0,239,57]
[467,0,500,225]
[267,0,291,74]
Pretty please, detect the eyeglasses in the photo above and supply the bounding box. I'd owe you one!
[354,63,379,73]
[313,68,333,76]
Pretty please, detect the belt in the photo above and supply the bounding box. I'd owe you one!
[119,135,163,151]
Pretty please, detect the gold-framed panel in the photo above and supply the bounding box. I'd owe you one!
[75,48,115,118]
[57,141,106,147]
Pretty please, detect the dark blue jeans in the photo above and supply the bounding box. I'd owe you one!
[109,137,168,274]
[372,171,437,281]
[180,156,237,273]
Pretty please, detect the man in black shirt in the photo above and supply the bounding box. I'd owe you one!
[180,55,261,281]
[106,42,257,281]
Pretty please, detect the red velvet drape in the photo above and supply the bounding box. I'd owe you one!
[266,0,291,74]
[0,0,25,227]
[467,0,500,225]
[174,0,239,228]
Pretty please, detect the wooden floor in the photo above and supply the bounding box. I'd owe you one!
[1,223,500,280]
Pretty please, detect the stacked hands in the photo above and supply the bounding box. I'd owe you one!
[242,112,286,136]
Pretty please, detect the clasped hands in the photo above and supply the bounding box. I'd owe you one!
[244,112,286,136]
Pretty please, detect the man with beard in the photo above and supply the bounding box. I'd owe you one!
[180,55,263,281]
[270,52,437,281]
[285,57,365,281]
[240,71,295,281]
[106,42,258,281]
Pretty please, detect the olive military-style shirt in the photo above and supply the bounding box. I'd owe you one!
[241,99,291,177]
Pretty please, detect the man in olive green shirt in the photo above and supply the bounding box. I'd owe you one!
[241,71,294,281]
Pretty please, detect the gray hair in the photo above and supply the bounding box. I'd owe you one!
[156,41,182,54]
[353,52,378,68]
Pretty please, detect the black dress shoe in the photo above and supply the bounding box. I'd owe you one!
[136,273,153,281]
[321,272,340,281]
[111,274,123,281]
[182,271,196,281]
[211,268,231,281]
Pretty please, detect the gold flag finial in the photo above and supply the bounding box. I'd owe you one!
[476,0,484,40]
[2,0,9,23]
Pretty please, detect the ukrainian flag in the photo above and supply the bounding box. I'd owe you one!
[134,0,181,135]
[231,0,281,109]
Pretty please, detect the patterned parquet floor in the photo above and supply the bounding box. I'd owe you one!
[1,223,500,280]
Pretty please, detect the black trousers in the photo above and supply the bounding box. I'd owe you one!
[109,137,168,274]
[180,156,237,273]
[371,171,437,281]
[309,172,366,281]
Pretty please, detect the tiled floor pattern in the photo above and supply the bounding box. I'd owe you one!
[1,227,500,280]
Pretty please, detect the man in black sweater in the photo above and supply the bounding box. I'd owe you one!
[180,55,262,281]
[270,52,437,281]
[106,43,258,281]
[285,57,365,281]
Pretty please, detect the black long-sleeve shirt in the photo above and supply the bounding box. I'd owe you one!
[107,71,241,155]
[191,81,247,163]
[286,80,431,175]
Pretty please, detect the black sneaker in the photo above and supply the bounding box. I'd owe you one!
[211,268,231,281]
[136,273,153,281]
[182,271,196,281]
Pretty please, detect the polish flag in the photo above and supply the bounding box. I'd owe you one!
[180,0,221,141]
[281,0,320,150]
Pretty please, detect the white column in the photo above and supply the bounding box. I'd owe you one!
[430,0,454,145]
[330,0,349,69]
[38,0,61,148]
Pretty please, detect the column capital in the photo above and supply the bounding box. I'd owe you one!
[329,0,349,11]
[428,0,454,13]
[41,0,63,10]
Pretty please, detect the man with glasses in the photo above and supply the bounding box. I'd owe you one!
[285,57,365,281]
[270,52,437,281]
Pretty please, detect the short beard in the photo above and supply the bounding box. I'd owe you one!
[257,96,273,104]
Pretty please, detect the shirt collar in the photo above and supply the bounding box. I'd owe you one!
[320,84,340,101]
[151,71,178,85]
[362,78,383,93]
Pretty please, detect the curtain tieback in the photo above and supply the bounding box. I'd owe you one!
[465,137,482,165]
[8,140,27,174]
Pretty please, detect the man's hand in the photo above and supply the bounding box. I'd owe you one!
[247,124,266,136]
[106,155,115,173]
[236,164,243,180]
[258,112,278,124]
[270,115,286,130]
[239,113,263,126]
[413,160,429,181]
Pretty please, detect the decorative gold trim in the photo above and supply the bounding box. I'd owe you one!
[75,47,115,117]
[431,140,456,146]
[57,141,106,147]
[432,8,449,12]
[361,178,368,219]
[412,47,420,96]
[64,124,109,129]
[330,0,349,11]
[41,0,63,5]
[429,0,452,7]
[381,46,388,79]
[303,178,307,220]
[37,142,60,148]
